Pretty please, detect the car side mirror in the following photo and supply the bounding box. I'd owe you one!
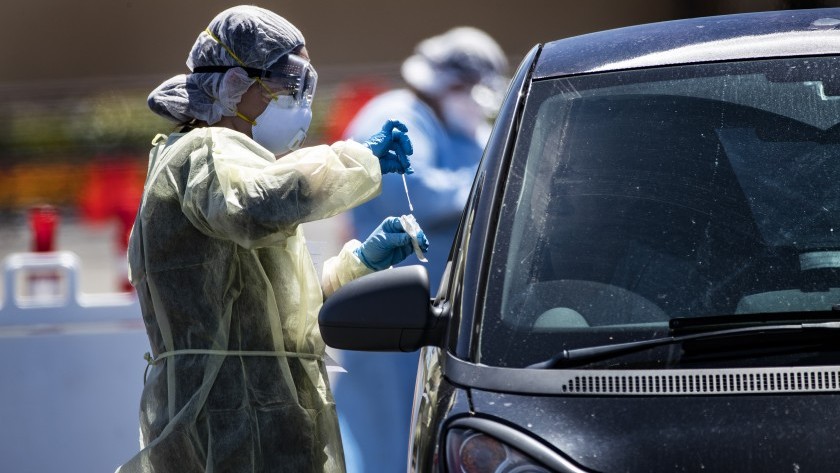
[319,265,446,351]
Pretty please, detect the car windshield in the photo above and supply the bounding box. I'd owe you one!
[479,56,840,368]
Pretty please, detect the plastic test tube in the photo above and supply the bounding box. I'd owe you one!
[399,214,428,263]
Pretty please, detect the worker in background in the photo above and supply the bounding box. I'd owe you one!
[333,26,509,473]
[117,5,428,472]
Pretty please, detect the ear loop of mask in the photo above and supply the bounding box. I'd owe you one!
[256,79,280,101]
[204,28,281,126]
[236,111,257,126]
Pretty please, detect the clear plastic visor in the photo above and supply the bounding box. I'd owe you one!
[260,54,317,108]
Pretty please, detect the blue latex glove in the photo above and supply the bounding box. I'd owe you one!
[354,216,430,271]
[363,119,414,175]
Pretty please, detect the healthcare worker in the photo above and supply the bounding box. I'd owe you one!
[333,27,508,472]
[117,6,428,473]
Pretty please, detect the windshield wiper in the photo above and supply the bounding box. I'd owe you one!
[527,320,840,369]
[669,309,840,334]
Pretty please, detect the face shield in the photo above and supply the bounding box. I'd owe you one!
[441,59,508,118]
[258,54,318,108]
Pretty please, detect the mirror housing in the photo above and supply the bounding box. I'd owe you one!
[319,265,447,351]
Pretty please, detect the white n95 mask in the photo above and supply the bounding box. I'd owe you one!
[251,97,313,157]
[441,90,486,140]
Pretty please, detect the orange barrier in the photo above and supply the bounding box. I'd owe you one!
[0,157,145,218]
[0,162,87,209]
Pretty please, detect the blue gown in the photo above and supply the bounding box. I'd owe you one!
[333,89,486,472]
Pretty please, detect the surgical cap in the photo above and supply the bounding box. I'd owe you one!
[148,5,305,125]
[401,27,508,98]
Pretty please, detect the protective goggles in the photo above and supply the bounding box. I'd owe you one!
[193,54,318,108]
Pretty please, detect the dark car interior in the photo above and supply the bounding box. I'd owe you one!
[506,93,840,331]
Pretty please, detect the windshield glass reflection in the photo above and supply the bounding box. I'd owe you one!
[480,57,840,368]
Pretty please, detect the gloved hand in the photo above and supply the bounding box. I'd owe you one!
[363,119,414,175]
[354,216,430,271]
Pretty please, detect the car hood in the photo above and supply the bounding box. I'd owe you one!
[470,389,840,472]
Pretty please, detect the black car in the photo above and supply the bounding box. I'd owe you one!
[320,8,840,472]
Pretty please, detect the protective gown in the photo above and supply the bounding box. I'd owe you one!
[118,126,378,473]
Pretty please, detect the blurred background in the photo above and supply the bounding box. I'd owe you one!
[0,0,837,295]
[3,1,840,471]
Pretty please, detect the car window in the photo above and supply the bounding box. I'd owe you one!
[479,56,840,368]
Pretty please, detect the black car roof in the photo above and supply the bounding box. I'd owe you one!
[535,8,840,79]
